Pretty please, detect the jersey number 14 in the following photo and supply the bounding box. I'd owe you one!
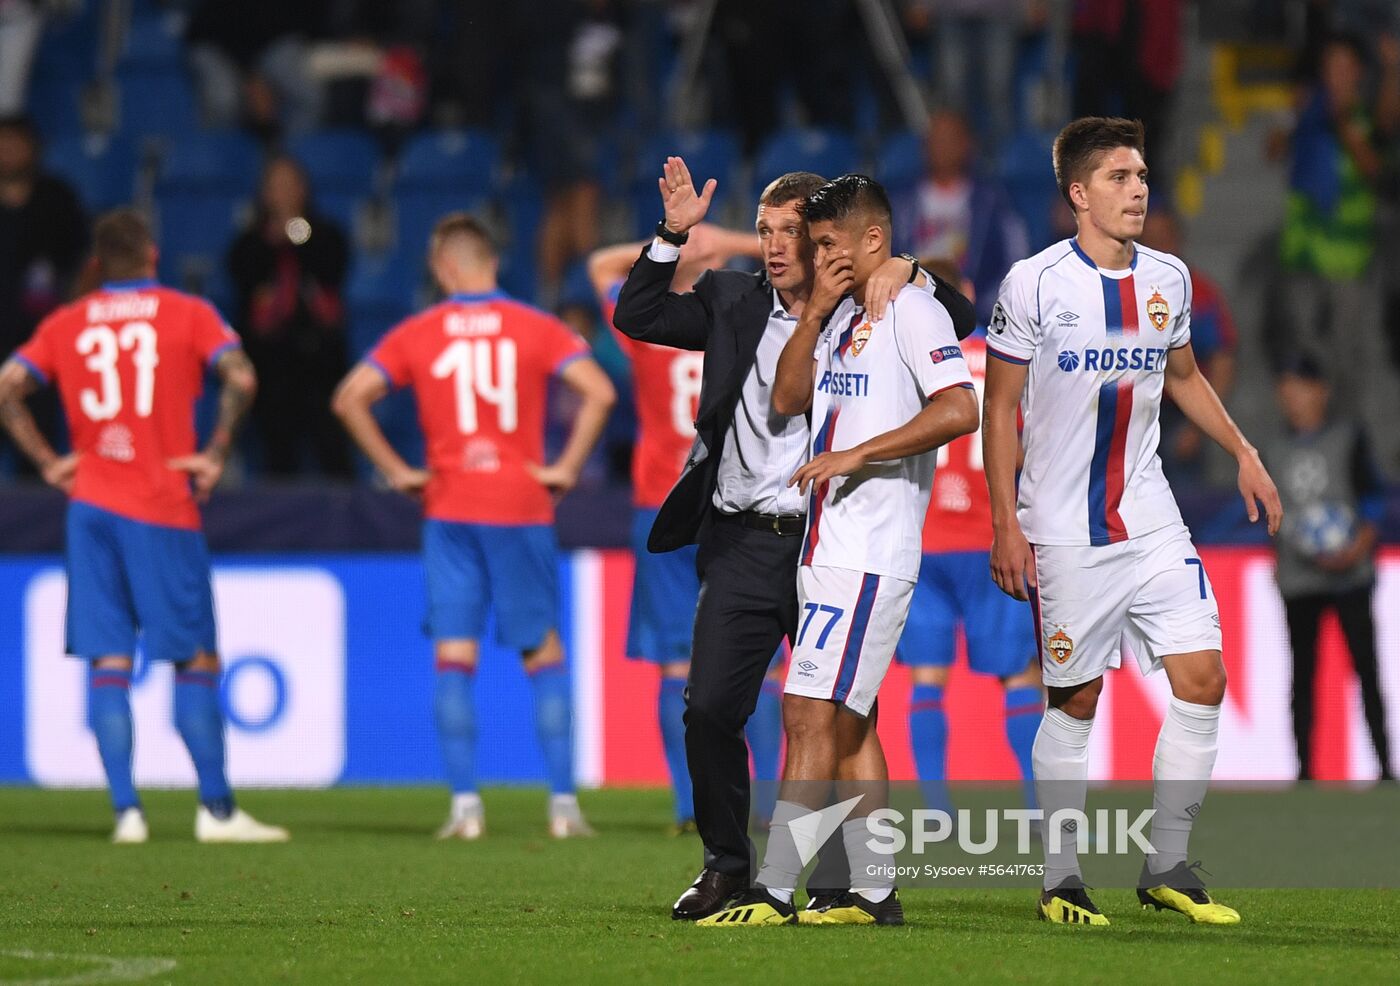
[431,338,518,435]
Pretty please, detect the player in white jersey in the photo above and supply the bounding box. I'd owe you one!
[699,175,978,927]
[983,118,1282,927]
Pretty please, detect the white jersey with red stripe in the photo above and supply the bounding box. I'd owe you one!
[988,238,1191,547]
[801,284,974,581]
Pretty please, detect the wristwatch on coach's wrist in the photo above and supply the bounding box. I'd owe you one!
[898,253,920,282]
[655,220,690,246]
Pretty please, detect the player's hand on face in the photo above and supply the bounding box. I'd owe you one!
[787,448,866,495]
[527,461,580,498]
[41,453,78,494]
[989,526,1037,601]
[865,256,915,322]
[1237,448,1282,536]
[658,156,717,236]
[167,452,225,502]
[810,251,855,319]
[387,466,431,499]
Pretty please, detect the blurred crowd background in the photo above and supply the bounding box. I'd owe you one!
[3,0,1400,505]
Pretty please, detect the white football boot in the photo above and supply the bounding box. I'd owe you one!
[111,807,148,844]
[195,806,290,843]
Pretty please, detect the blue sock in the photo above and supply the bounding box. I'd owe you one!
[659,677,693,822]
[909,683,953,814]
[173,669,234,818]
[1004,686,1044,810]
[434,665,478,794]
[530,665,575,795]
[88,666,139,812]
[747,679,783,824]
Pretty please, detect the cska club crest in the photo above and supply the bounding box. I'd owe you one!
[1146,288,1170,332]
[850,320,873,356]
[1046,627,1075,665]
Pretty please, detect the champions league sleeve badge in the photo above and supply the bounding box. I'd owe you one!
[991,302,1008,334]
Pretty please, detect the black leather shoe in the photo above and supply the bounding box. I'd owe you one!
[671,868,746,920]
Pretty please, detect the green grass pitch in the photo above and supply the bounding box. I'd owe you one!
[1,787,1397,985]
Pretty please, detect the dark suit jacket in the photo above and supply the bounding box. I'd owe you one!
[612,248,976,553]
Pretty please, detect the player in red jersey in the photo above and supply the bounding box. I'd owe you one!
[588,224,784,834]
[894,260,1043,822]
[0,209,287,845]
[333,213,615,839]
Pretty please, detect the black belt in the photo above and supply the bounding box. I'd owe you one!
[716,510,806,537]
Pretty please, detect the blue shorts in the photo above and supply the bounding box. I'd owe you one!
[65,500,217,663]
[626,508,700,663]
[896,551,1037,678]
[422,520,558,651]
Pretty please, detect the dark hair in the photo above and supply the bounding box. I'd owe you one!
[758,171,826,208]
[1052,116,1147,207]
[93,208,154,280]
[800,174,892,234]
[0,113,38,142]
[431,211,497,258]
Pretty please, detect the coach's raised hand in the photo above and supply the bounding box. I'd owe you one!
[659,156,717,235]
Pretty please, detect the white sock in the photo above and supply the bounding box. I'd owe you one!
[1033,707,1094,890]
[1149,697,1220,873]
[452,792,482,818]
[755,800,810,894]
[549,793,579,813]
[767,887,794,904]
[843,818,892,899]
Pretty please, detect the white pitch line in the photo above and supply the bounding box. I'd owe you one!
[0,951,176,986]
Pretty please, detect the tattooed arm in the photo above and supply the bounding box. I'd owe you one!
[168,347,258,501]
[0,359,76,492]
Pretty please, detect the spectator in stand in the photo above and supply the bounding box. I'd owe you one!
[0,0,43,116]
[1070,0,1184,166]
[1264,355,1392,782]
[227,155,352,478]
[1274,33,1400,471]
[0,114,86,473]
[894,108,1028,325]
[186,0,328,138]
[1139,206,1238,484]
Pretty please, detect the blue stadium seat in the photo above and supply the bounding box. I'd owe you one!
[287,130,381,198]
[752,128,860,198]
[155,192,247,314]
[117,65,201,139]
[27,76,87,139]
[121,14,185,70]
[630,129,739,236]
[156,129,262,197]
[999,129,1058,253]
[43,133,140,212]
[394,130,499,196]
[498,175,542,301]
[875,130,925,196]
[346,254,420,359]
[394,190,492,258]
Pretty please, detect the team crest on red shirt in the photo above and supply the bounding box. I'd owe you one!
[1146,288,1170,332]
[1046,626,1074,665]
[850,320,873,356]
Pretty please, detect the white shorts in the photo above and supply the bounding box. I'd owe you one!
[1030,523,1222,688]
[784,565,915,717]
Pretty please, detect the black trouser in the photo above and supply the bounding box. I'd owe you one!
[1285,586,1392,778]
[685,513,848,886]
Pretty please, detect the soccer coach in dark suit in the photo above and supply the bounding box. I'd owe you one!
[613,158,976,919]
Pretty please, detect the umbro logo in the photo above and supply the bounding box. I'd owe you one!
[1056,311,1080,323]
[798,661,818,672]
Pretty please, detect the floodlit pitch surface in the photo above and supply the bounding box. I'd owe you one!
[1,787,1397,984]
